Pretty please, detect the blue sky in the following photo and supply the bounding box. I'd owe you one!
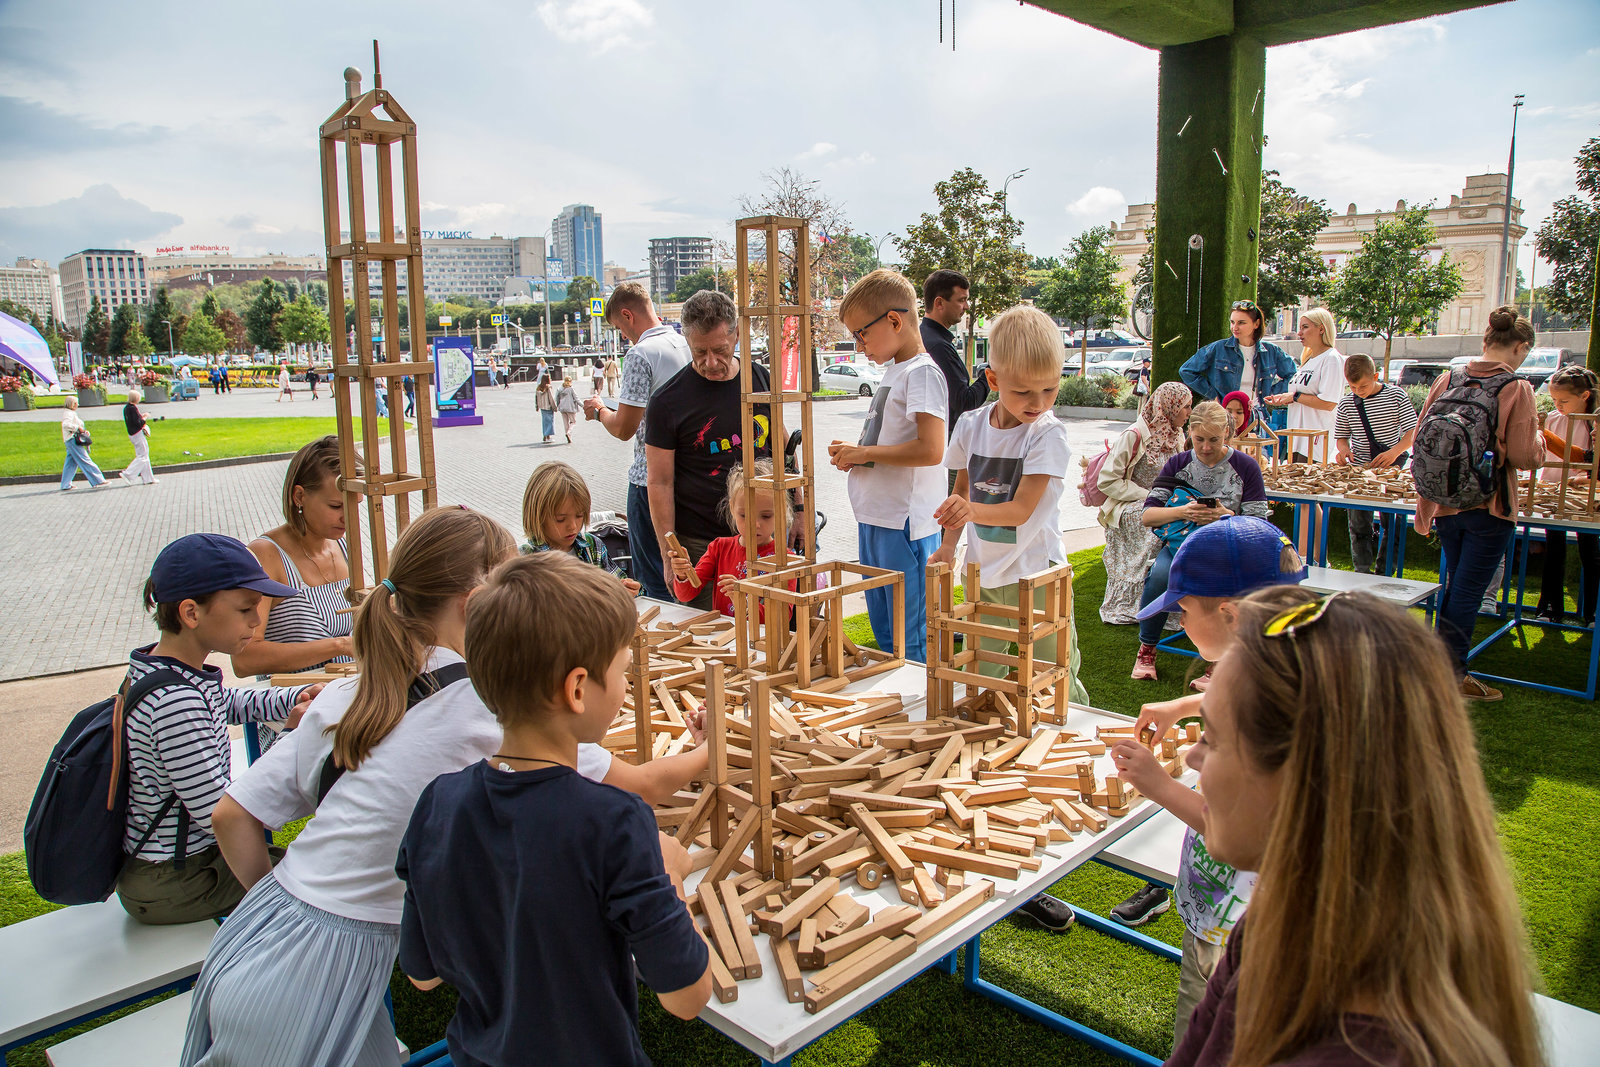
[0,0,1595,280]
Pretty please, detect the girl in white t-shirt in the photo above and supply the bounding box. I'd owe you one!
[1264,308,1343,458]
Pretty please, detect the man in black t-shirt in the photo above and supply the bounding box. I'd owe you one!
[920,269,990,492]
[644,290,770,609]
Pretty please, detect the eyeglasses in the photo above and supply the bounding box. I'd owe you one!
[1262,591,1346,640]
[851,308,909,343]
[1231,300,1258,312]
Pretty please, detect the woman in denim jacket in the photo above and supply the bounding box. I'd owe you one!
[1178,300,1295,435]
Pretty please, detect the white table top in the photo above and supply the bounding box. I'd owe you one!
[44,991,193,1066]
[0,901,217,1049]
[1299,566,1441,607]
[1094,807,1187,887]
[1536,992,1600,1067]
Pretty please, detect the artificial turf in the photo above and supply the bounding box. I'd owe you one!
[2,522,1595,1066]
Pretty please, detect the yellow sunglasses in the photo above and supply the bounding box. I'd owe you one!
[1262,591,1347,640]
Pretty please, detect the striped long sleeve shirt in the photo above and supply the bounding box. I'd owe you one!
[122,646,309,861]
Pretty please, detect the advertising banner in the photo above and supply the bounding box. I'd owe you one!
[780,315,800,392]
[432,337,482,426]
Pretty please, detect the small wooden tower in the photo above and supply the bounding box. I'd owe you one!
[318,46,438,597]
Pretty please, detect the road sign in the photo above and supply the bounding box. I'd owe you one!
[439,314,453,327]
[490,313,505,326]
[590,297,604,317]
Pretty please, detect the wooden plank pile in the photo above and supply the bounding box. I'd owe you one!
[1263,462,1415,502]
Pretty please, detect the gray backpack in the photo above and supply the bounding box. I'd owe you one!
[1411,368,1517,510]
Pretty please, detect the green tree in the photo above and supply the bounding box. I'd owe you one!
[1257,171,1333,322]
[1039,225,1128,376]
[1534,136,1599,328]
[81,297,111,360]
[0,298,44,331]
[43,324,66,366]
[670,266,733,303]
[215,308,248,354]
[279,294,331,350]
[108,303,140,358]
[306,280,329,309]
[182,312,227,356]
[836,234,879,286]
[1328,204,1464,376]
[200,290,221,321]
[125,320,154,362]
[899,167,1029,365]
[143,287,178,354]
[245,279,285,353]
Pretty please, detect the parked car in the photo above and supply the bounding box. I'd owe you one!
[1337,329,1379,339]
[1398,362,1452,389]
[1065,347,1135,377]
[1065,328,1141,349]
[819,361,885,396]
[1516,347,1568,390]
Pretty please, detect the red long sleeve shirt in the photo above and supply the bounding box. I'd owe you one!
[672,537,792,617]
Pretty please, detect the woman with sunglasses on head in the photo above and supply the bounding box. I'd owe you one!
[1179,300,1297,437]
[1170,585,1543,1067]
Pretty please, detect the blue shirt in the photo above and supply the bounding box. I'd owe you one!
[1179,336,1296,407]
[397,762,707,1067]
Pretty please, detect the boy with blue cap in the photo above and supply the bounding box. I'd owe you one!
[117,533,321,924]
[1107,517,1306,1043]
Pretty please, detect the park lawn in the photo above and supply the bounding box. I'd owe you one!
[0,417,402,478]
[1,535,1595,1066]
[32,393,129,409]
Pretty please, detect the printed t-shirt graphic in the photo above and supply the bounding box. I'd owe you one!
[967,452,1024,544]
[846,354,948,541]
[944,405,1072,585]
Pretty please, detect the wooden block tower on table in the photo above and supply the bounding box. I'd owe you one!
[318,47,438,599]
[1524,412,1600,519]
[926,560,1075,736]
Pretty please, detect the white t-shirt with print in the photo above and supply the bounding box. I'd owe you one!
[1174,826,1256,946]
[225,647,612,923]
[849,353,948,541]
[1286,347,1345,437]
[944,404,1071,586]
[1238,344,1257,397]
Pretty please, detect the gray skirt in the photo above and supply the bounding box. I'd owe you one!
[181,873,402,1067]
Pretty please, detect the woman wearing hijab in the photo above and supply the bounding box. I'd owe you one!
[1097,381,1193,624]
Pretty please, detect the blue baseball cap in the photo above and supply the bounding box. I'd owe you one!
[149,533,300,604]
[1135,517,1306,620]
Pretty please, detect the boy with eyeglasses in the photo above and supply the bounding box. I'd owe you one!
[829,268,948,661]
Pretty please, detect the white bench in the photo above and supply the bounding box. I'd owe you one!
[0,900,217,1055]
[1299,565,1440,608]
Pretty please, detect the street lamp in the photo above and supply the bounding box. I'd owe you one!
[871,233,896,269]
[1001,168,1029,216]
[1497,94,1524,306]
[161,319,174,357]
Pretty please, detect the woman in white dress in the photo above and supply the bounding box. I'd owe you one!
[1097,381,1191,624]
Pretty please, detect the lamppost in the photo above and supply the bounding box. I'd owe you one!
[161,319,174,357]
[871,233,896,270]
[1497,94,1525,306]
[1001,168,1029,215]
[1524,240,1539,329]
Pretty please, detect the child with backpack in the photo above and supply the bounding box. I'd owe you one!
[118,534,320,924]
[1411,305,1541,702]
[1535,365,1599,625]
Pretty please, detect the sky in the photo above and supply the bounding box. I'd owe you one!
[1,0,1596,281]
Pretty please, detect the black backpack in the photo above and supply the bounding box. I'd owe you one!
[24,668,193,906]
[1411,368,1517,510]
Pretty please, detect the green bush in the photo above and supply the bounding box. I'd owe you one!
[1056,375,1108,408]
[1120,389,1143,411]
[1405,385,1429,414]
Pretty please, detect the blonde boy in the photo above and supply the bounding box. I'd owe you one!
[396,554,711,1064]
[829,269,948,661]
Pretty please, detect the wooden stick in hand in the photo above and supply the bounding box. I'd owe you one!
[665,531,701,588]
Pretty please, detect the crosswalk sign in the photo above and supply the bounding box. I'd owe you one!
[490,313,505,326]
[590,297,605,317]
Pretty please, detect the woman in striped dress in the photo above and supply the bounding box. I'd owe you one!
[231,437,353,680]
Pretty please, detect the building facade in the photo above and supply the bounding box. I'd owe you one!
[145,247,324,287]
[1109,173,1527,340]
[0,258,60,323]
[59,249,148,329]
[649,236,712,300]
[551,205,603,285]
[339,232,546,305]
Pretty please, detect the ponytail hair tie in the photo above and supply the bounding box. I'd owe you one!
[380,578,396,594]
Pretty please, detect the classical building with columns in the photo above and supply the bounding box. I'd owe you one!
[1109,173,1525,338]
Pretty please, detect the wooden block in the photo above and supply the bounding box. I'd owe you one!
[704,806,762,886]
[771,933,805,1002]
[846,803,917,882]
[702,929,739,1002]
[699,887,747,980]
[899,842,1022,878]
[903,879,996,944]
[792,827,863,876]
[822,895,871,938]
[1011,728,1059,771]
[912,868,945,907]
[892,879,919,905]
[797,918,820,969]
[976,734,1031,772]
[855,860,885,889]
[803,934,917,1013]
[1064,798,1108,833]
[810,905,920,967]
[970,809,989,851]
[962,783,1033,806]
[717,878,763,979]
[941,789,974,830]
[818,845,877,878]
[828,789,945,813]
[760,875,841,936]
[664,532,700,587]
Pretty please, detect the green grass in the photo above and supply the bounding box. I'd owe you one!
[2,531,1595,1066]
[0,417,403,478]
[32,393,129,409]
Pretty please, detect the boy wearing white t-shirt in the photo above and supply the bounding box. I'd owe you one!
[830,270,948,662]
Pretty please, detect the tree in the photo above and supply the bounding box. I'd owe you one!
[0,298,43,331]
[899,167,1030,365]
[43,324,66,366]
[200,290,221,321]
[81,297,110,360]
[1040,226,1128,376]
[215,308,248,354]
[1257,171,1333,323]
[306,281,329,309]
[1534,136,1600,328]
[835,234,879,287]
[125,320,154,362]
[282,278,300,304]
[1328,204,1464,376]
[670,266,733,303]
[182,312,227,356]
[245,279,285,353]
[108,303,140,359]
[143,287,178,355]
[279,294,331,350]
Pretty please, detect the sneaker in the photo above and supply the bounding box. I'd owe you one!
[1110,883,1171,927]
[1189,666,1213,693]
[1014,893,1075,932]
[1459,675,1502,702]
[1131,644,1158,681]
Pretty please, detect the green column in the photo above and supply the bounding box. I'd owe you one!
[1151,33,1267,389]
[1587,227,1600,376]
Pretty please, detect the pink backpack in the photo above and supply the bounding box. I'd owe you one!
[1077,425,1143,507]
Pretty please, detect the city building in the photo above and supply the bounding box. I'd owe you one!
[59,249,148,329]
[649,236,713,300]
[339,232,546,305]
[0,258,60,323]
[145,247,325,292]
[603,263,633,290]
[551,205,603,285]
[1109,173,1527,339]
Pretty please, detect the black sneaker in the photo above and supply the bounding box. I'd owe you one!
[1109,883,1171,927]
[1014,893,1075,932]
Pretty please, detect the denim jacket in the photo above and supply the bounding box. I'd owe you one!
[1179,337,1296,407]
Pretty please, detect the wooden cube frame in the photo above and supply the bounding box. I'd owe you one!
[729,561,905,689]
[1523,412,1599,518]
[1234,433,1275,465]
[1272,427,1330,466]
[927,560,1075,736]
[318,56,438,598]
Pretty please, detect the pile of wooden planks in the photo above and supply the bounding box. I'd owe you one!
[1264,462,1415,502]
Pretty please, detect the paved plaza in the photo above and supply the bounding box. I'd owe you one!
[0,382,1121,682]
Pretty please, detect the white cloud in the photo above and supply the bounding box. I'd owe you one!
[1065,186,1127,221]
[798,142,837,161]
[536,0,653,52]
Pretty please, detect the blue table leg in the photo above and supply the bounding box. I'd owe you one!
[1067,906,1182,963]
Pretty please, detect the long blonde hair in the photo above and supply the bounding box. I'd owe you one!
[1225,586,1542,1067]
[328,506,514,770]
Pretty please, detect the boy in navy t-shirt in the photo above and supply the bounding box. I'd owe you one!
[396,553,710,1066]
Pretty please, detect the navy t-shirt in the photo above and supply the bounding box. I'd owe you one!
[396,762,707,1067]
[642,361,770,543]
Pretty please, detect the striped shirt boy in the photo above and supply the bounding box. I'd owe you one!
[1334,383,1419,465]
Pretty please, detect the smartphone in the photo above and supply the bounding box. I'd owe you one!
[1197,496,1219,507]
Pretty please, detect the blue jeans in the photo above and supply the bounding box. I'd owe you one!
[61,440,106,489]
[1435,509,1514,675]
[1137,546,1177,646]
[858,521,939,663]
[628,481,670,601]
[540,408,555,438]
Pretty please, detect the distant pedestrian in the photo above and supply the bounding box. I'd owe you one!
[276,364,293,403]
[590,358,603,396]
[536,373,557,442]
[556,375,579,443]
[210,364,223,395]
[306,367,320,400]
[120,387,158,486]
[603,356,620,397]
[59,396,107,490]
[402,375,416,417]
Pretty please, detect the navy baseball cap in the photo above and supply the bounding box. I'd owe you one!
[149,533,300,604]
[1135,517,1307,620]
